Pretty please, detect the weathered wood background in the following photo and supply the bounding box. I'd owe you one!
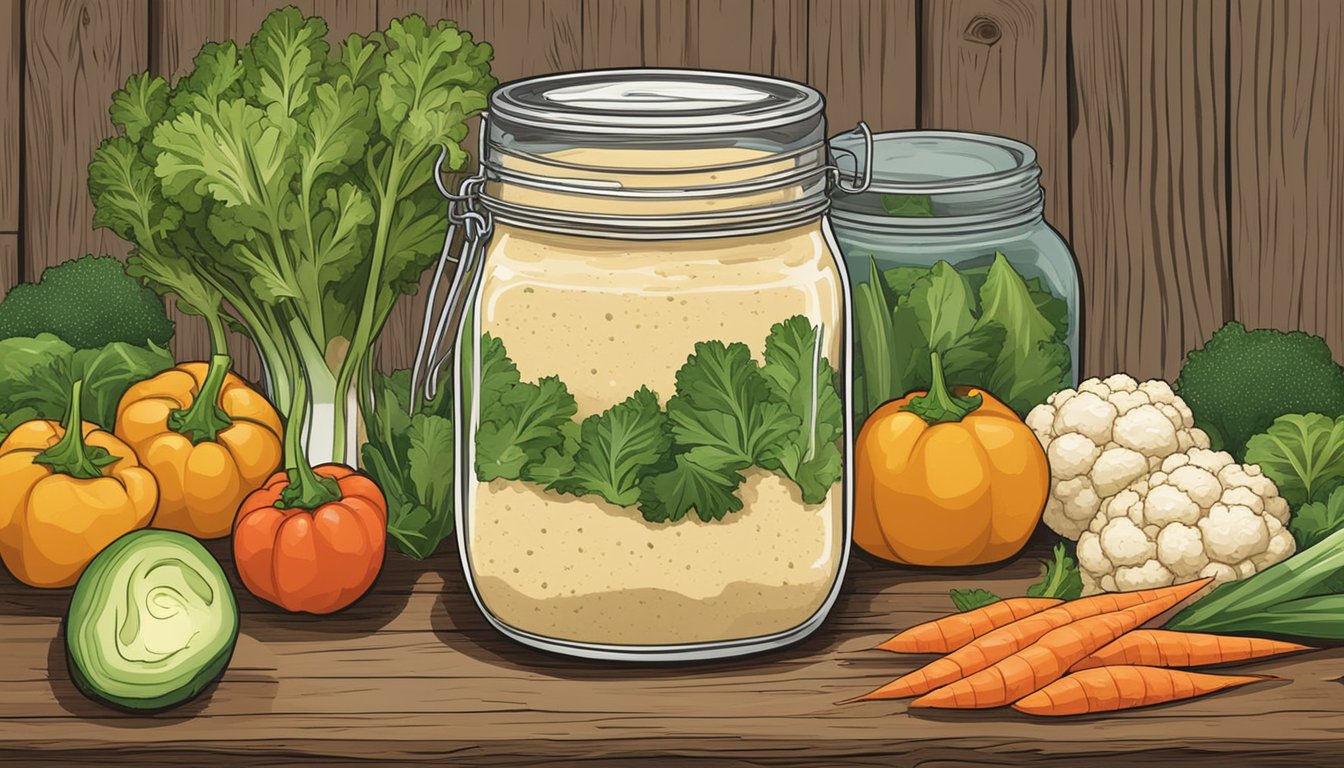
[2,0,1341,381]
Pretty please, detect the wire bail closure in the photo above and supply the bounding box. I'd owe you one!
[410,115,495,408]
[410,115,870,409]
[829,121,874,194]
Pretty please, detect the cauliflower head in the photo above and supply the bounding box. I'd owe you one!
[1075,448,1296,595]
[1026,374,1211,539]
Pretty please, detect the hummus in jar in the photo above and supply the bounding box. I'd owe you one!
[466,231,845,644]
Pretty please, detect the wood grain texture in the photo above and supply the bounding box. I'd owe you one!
[1070,0,1230,380]
[582,0,644,68]
[0,234,16,300]
[0,0,18,236]
[921,0,1070,235]
[642,0,807,79]
[1229,0,1344,354]
[808,0,918,134]
[23,0,146,273]
[0,538,1341,765]
[149,0,377,376]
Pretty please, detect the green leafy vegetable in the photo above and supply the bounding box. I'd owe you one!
[0,255,174,349]
[1165,526,1344,641]
[881,194,935,218]
[759,316,844,503]
[1176,322,1344,461]
[552,388,672,507]
[361,368,455,559]
[638,450,746,523]
[949,588,1001,612]
[0,334,173,430]
[976,253,1071,412]
[521,421,580,486]
[666,341,797,468]
[1244,413,1344,508]
[1025,542,1084,600]
[89,8,497,502]
[476,376,577,482]
[851,254,1069,423]
[948,542,1083,609]
[1289,485,1344,550]
[473,315,846,522]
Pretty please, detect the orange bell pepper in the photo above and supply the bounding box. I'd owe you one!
[855,351,1049,566]
[232,464,387,614]
[115,353,283,539]
[0,381,158,587]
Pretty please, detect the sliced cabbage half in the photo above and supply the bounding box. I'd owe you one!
[65,529,238,712]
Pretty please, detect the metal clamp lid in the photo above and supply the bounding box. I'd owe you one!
[410,121,495,407]
[829,121,874,194]
[409,115,873,406]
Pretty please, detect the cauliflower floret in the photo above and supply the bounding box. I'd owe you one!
[1027,375,1210,539]
[1075,446,1297,595]
[1114,559,1175,591]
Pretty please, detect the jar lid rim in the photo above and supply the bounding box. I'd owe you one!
[830,130,1040,194]
[490,69,824,136]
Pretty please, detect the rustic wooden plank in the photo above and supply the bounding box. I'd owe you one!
[632,0,807,78]
[582,1,810,76]
[0,0,19,238]
[582,0,644,68]
[0,234,17,300]
[1070,0,1229,379]
[808,0,918,135]
[1229,0,1344,354]
[921,0,1070,236]
[1,540,1343,764]
[23,0,146,274]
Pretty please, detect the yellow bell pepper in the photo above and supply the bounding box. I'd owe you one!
[0,380,158,587]
[115,353,283,539]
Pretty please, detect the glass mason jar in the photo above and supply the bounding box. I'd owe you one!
[827,130,1081,425]
[429,70,855,661]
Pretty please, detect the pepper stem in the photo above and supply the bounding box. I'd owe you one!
[167,352,235,445]
[900,351,984,425]
[32,380,120,479]
[276,363,341,511]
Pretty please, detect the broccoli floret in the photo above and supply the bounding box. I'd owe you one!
[1176,321,1344,460]
[0,255,173,349]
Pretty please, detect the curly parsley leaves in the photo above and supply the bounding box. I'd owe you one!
[551,387,672,507]
[474,316,845,522]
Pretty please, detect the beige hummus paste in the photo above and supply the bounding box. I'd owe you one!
[465,146,845,646]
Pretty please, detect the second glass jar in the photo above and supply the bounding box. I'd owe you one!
[827,130,1081,426]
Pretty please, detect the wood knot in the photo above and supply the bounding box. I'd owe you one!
[963,15,1002,46]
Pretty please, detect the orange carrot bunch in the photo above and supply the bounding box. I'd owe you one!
[844,578,1307,717]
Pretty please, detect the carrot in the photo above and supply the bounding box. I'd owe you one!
[1072,629,1313,671]
[1012,665,1276,716]
[845,578,1210,703]
[876,597,1064,654]
[910,602,1180,709]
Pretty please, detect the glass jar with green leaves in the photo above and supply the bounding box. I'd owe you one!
[828,131,1080,426]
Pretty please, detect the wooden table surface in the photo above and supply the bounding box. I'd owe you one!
[3,535,1343,766]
